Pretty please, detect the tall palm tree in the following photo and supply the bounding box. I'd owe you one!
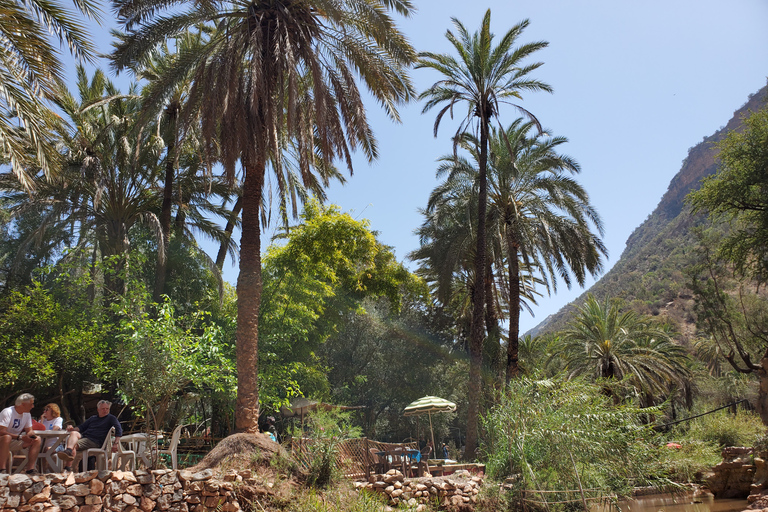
[483,121,606,381]
[0,0,100,187]
[111,0,416,432]
[411,165,541,380]
[558,294,692,404]
[418,9,551,459]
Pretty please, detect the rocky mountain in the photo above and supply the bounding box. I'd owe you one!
[530,84,768,339]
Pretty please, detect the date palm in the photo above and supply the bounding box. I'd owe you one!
[558,294,692,404]
[111,0,416,431]
[1,0,99,187]
[418,9,551,459]
[483,120,606,381]
[2,67,232,300]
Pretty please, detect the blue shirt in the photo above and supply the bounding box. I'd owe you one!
[78,414,122,445]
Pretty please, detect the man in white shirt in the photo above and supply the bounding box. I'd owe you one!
[0,393,43,474]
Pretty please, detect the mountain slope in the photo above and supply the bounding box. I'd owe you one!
[531,84,768,339]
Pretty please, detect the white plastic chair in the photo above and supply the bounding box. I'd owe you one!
[112,436,136,471]
[79,427,114,471]
[156,424,189,470]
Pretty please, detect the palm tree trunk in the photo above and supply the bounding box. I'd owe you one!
[235,160,265,433]
[153,144,175,303]
[483,259,503,387]
[464,118,489,461]
[216,195,243,270]
[506,233,521,383]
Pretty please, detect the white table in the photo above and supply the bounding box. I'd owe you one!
[26,431,69,473]
[120,433,163,468]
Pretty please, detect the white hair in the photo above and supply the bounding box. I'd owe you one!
[15,393,35,406]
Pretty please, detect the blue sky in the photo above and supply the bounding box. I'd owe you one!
[83,0,768,333]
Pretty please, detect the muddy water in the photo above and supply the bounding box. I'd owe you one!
[612,493,748,512]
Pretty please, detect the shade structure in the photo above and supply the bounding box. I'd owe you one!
[403,396,456,455]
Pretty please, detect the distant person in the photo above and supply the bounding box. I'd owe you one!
[40,403,64,451]
[0,393,42,474]
[57,400,122,472]
[441,442,449,459]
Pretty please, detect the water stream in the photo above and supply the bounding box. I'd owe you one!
[613,493,748,512]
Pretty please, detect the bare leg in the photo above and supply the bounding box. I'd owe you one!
[0,434,10,471]
[23,436,42,472]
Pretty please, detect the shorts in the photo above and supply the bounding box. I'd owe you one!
[76,438,100,451]
[8,439,25,452]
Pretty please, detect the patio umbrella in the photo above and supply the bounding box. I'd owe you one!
[403,396,456,455]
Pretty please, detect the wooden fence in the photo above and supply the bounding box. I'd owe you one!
[290,437,417,480]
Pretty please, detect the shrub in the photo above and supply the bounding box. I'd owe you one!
[291,408,362,488]
[685,409,764,448]
[482,376,662,499]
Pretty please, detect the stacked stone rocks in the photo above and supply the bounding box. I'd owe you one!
[0,468,241,512]
[706,446,755,499]
[355,469,482,510]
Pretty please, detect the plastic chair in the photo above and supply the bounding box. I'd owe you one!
[112,436,136,471]
[79,427,114,471]
[156,424,189,470]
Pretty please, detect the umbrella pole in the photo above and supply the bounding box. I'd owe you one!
[429,413,435,457]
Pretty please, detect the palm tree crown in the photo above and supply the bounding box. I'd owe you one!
[0,0,100,187]
[558,294,691,404]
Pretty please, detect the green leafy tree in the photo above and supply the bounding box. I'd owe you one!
[688,105,768,282]
[112,0,416,433]
[418,10,551,459]
[104,300,236,433]
[260,200,420,414]
[0,282,106,412]
[686,104,768,424]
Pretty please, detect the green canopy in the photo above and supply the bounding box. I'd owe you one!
[403,396,456,454]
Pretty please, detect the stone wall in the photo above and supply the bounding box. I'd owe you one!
[0,468,241,512]
[706,446,755,499]
[355,469,482,510]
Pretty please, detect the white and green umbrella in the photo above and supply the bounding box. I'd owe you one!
[403,396,456,454]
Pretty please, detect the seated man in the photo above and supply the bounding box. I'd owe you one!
[0,393,43,474]
[57,400,122,471]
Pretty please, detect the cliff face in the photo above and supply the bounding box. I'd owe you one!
[623,86,768,259]
[532,85,768,338]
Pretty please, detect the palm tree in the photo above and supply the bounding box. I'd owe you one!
[111,0,416,432]
[2,67,232,300]
[411,165,541,382]
[418,9,551,459]
[0,0,100,187]
[483,121,605,381]
[558,294,692,404]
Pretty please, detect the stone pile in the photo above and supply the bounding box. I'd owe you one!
[0,468,241,512]
[355,469,482,510]
[706,446,755,499]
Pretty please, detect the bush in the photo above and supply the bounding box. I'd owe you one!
[684,409,764,448]
[291,408,362,488]
[482,376,663,499]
